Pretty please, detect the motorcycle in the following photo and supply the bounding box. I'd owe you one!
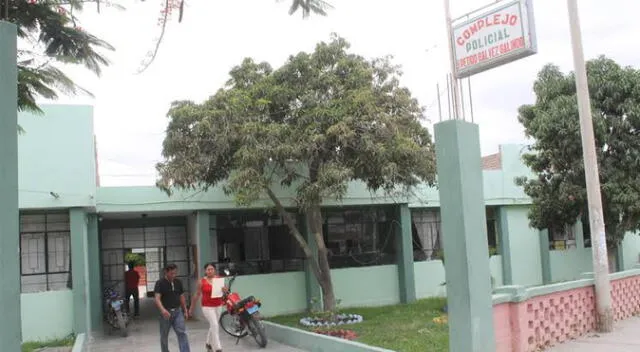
[103,284,130,337]
[219,269,268,348]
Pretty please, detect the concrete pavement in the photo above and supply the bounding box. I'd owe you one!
[87,298,302,352]
[548,316,640,352]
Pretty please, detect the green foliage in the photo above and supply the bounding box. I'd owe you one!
[2,0,114,115]
[22,334,75,352]
[157,34,436,210]
[125,252,146,267]
[516,56,640,246]
[308,296,343,320]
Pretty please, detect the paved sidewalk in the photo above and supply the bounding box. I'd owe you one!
[548,316,640,351]
[87,318,301,352]
[87,298,301,352]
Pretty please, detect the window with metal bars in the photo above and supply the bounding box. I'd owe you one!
[411,207,500,261]
[20,212,72,293]
[549,224,577,250]
[322,208,396,268]
[213,212,305,274]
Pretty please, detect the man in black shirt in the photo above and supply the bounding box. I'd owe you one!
[154,263,191,352]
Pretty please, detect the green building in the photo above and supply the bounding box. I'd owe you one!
[15,104,640,342]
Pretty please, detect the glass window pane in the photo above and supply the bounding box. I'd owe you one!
[21,274,47,293]
[47,232,71,273]
[21,233,46,274]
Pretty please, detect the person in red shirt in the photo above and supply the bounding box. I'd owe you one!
[189,263,226,352]
[125,262,141,317]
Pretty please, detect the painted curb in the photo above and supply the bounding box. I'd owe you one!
[264,321,394,352]
[72,333,86,352]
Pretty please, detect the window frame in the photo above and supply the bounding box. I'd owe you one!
[20,211,72,293]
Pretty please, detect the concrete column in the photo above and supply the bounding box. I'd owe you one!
[539,229,552,284]
[87,214,102,333]
[434,120,495,352]
[196,211,212,267]
[395,204,416,303]
[0,21,21,351]
[573,219,585,249]
[70,208,89,334]
[497,206,513,285]
[615,241,625,272]
[300,213,322,311]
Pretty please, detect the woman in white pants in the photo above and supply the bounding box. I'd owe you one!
[190,263,226,352]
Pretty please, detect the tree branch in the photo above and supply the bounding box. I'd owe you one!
[264,186,322,280]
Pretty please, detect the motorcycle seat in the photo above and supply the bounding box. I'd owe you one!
[233,295,256,310]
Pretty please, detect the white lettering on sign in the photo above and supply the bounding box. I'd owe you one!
[451,0,537,78]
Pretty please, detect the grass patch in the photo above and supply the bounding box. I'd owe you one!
[269,298,449,352]
[21,335,75,352]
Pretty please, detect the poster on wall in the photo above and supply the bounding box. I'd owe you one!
[452,0,537,78]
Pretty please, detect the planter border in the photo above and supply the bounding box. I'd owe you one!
[72,333,86,352]
[300,313,364,327]
[264,321,393,352]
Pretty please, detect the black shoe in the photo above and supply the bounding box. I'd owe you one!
[205,344,213,352]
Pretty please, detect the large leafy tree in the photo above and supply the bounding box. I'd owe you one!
[516,56,640,247]
[156,34,437,310]
[1,0,331,115]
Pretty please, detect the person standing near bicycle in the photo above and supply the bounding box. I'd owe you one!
[190,262,227,352]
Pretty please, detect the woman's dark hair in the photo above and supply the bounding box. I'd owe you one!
[203,262,216,270]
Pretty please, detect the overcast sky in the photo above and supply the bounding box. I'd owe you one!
[42,0,639,186]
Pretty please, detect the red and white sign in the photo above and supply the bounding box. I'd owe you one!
[451,0,537,78]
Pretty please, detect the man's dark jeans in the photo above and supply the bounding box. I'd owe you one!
[125,288,139,316]
[159,309,190,352]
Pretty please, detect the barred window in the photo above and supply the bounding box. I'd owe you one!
[322,208,396,268]
[20,212,72,293]
[549,224,577,251]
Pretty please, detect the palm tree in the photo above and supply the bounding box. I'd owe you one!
[1,0,332,116]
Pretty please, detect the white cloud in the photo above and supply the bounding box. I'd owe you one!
[40,0,640,185]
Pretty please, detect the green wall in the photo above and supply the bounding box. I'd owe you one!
[21,291,74,342]
[549,249,593,283]
[501,205,543,286]
[19,105,97,209]
[232,272,307,317]
[622,234,640,270]
[332,265,401,307]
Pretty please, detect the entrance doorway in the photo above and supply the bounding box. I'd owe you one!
[99,218,192,319]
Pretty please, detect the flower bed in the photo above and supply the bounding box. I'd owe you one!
[299,313,364,327]
[312,328,358,340]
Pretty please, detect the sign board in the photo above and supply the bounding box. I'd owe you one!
[451,0,537,78]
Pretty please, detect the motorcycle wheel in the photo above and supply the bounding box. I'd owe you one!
[115,311,128,337]
[247,316,268,348]
[219,311,248,338]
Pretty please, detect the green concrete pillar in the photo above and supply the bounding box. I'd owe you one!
[300,213,322,311]
[615,241,625,272]
[87,214,102,332]
[0,20,21,351]
[497,206,513,285]
[70,208,88,334]
[395,204,416,303]
[539,229,552,284]
[196,211,213,267]
[573,220,585,249]
[434,120,495,352]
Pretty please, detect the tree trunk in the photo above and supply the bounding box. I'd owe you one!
[307,204,337,311]
[263,187,337,310]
